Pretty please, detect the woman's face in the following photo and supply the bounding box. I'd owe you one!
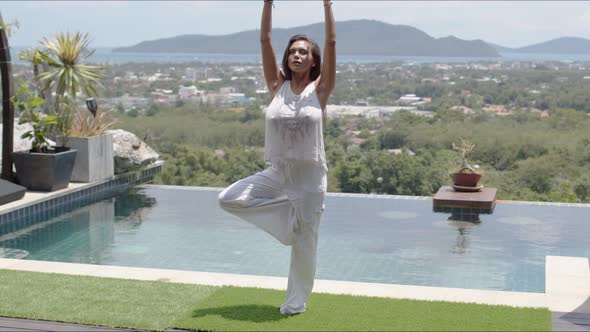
[288,40,315,75]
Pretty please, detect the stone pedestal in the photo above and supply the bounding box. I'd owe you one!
[433,186,497,214]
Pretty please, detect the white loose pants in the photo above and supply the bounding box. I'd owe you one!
[218,162,325,314]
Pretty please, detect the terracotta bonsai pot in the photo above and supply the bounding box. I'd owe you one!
[450,172,481,187]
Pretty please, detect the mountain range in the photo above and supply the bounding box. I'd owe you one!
[113,20,590,57]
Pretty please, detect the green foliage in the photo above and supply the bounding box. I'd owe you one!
[12,81,56,153]
[127,108,139,117]
[37,32,105,100]
[146,103,160,117]
[0,17,20,37]
[548,182,579,203]
[107,61,590,203]
[18,47,44,66]
[34,32,105,140]
[157,144,265,187]
[110,103,590,202]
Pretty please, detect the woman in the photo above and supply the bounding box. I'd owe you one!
[218,0,336,315]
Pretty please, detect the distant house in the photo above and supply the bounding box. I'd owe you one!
[111,94,149,109]
[229,93,254,104]
[398,94,421,104]
[178,85,204,100]
[397,94,431,106]
[185,67,209,82]
[219,87,238,94]
[387,149,415,156]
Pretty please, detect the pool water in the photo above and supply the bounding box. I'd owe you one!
[1,186,588,293]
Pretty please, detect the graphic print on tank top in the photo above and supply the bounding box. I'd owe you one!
[275,84,313,149]
[264,81,326,167]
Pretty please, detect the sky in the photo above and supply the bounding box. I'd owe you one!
[2,1,590,48]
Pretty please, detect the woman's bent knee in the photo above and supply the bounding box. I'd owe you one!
[218,187,232,210]
[218,185,250,211]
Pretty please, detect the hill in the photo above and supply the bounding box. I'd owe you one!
[113,20,500,57]
[514,37,590,54]
[491,37,590,54]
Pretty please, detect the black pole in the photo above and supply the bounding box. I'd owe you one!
[0,12,15,181]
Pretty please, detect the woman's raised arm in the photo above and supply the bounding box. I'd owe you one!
[261,0,283,98]
[316,0,336,108]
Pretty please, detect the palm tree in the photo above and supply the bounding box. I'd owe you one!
[36,32,104,137]
[18,47,46,103]
[37,32,104,107]
[18,47,44,77]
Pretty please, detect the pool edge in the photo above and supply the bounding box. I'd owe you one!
[1,256,571,310]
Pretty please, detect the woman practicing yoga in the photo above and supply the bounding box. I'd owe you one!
[218,0,336,315]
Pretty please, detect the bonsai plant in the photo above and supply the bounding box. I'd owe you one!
[450,137,482,189]
[59,99,116,182]
[11,80,77,191]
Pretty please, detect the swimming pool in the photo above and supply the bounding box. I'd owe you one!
[0,186,588,293]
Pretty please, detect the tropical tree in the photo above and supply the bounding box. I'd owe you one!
[37,32,104,102]
[18,47,44,78]
[18,47,46,102]
[35,32,105,137]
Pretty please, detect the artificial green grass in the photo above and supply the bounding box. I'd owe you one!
[0,269,551,331]
[0,269,217,330]
[173,286,551,331]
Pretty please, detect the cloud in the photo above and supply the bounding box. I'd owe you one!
[576,12,590,28]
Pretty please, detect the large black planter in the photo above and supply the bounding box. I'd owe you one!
[12,148,78,191]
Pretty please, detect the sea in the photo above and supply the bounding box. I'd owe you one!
[10,47,590,65]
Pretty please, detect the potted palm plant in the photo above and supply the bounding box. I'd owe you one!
[35,32,105,145]
[33,32,108,183]
[449,137,482,191]
[11,81,77,191]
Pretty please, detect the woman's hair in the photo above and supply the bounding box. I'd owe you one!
[281,34,322,81]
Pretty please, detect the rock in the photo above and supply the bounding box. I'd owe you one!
[106,129,159,174]
[0,120,56,166]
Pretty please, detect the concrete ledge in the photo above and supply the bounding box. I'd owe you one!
[0,161,163,216]
[546,256,590,313]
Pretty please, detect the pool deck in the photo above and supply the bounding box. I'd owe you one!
[0,161,164,216]
[0,182,91,215]
[1,184,589,330]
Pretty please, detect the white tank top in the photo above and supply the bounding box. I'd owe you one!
[264,80,327,171]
